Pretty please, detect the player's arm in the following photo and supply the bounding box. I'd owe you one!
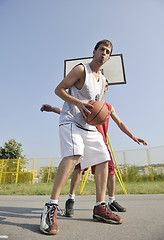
[55,64,93,119]
[111,107,147,145]
[40,104,62,114]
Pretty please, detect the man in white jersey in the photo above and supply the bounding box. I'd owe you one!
[40,40,123,235]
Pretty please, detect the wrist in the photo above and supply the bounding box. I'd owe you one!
[73,98,82,107]
[132,135,135,141]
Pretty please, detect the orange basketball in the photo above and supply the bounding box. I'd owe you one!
[85,100,109,126]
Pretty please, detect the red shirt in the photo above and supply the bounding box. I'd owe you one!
[96,102,112,147]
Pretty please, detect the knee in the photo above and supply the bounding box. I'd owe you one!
[95,161,108,175]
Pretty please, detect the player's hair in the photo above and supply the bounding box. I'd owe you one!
[94,39,113,55]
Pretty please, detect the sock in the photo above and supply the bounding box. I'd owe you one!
[68,193,75,201]
[48,198,58,205]
[108,196,115,205]
[96,201,105,206]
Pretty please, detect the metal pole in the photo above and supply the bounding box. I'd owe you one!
[123,151,128,182]
[32,159,36,184]
[0,159,4,184]
[147,149,154,181]
[15,159,20,184]
[47,158,52,183]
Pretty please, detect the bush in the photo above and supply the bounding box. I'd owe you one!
[40,167,57,183]
[118,165,164,182]
[120,165,152,182]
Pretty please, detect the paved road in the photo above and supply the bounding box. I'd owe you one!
[0,194,164,240]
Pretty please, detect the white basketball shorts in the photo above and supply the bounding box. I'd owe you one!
[59,123,111,169]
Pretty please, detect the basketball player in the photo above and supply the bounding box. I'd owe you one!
[41,81,147,219]
[40,40,124,235]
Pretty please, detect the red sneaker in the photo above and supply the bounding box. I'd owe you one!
[40,203,59,234]
[93,203,123,224]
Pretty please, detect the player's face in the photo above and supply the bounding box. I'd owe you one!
[93,44,111,65]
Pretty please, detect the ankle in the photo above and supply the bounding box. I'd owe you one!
[48,199,58,205]
[95,201,105,206]
[68,193,75,201]
[108,196,115,205]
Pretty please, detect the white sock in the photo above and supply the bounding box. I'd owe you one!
[108,196,115,205]
[68,193,75,201]
[48,198,58,205]
[96,201,105,206]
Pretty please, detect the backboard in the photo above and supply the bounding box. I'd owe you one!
[64,54,126,85]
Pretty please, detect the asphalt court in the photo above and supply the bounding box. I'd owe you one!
[0,194,164,240]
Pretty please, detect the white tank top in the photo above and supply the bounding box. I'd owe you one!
[59,63,105,131]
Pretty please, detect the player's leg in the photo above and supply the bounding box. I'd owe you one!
[65,166,83,217]
[40,124,84,234]
[107,154,116,200]
[93,161,123,224]
[94,161,108,203]
[107,162,126,212]
[40,155,80,235]
[107,173,115,199]
[70,166,83,195]
[51,155,80,200]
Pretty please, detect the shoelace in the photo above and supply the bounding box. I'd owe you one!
[57,205,64,216]
[102,203,117,217]
[106,204,119,217]
[104,204,112,215]
[46,203,64,214]
[47,205,57,225]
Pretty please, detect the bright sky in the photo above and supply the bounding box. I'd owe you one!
[0,0,164,161]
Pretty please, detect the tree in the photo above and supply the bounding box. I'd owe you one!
[0,139,32,184]
[0,139,25,159]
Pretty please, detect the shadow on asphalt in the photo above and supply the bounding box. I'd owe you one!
[0,205,120,236]
[0,206,42,218]
[0,206,95,234]
[0,206,42,234]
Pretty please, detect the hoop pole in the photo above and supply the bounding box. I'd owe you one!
[79,173,85,194]
[107,134,127,194]
[79,167,91,195]
[114,170,124,190]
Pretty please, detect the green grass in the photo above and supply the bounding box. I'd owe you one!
[0,180,164,195]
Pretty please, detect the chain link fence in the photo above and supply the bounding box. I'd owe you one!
[0,146,164,184]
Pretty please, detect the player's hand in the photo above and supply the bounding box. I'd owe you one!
[133,137,147,145]
[40,104,52,112]
[76,100,93,120]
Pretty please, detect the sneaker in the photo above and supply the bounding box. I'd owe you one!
[65,199,74,217]
[40,203,59,235]
[108,200,126,212]
[93,203,123,224]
